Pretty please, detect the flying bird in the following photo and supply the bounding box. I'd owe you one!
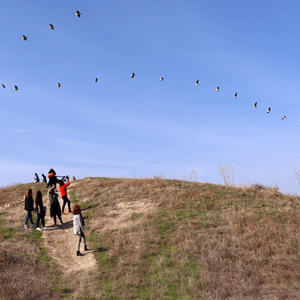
[233,92,237,98]
[281,116,286,120]
[94,78,98,83]
[1,84,5,88]
[195,80,199,85]
[215,87,219,91]
[21,35,27,41]
[48,24,54,30]
[13,85,18,91]
[131,73,135,78]
[57,83,61,88]
[266,107,271,113]
[75,10,81,17]
[159,77,164,81]
[253,102,257,108]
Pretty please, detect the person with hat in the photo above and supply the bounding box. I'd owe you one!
[48,186,63,226]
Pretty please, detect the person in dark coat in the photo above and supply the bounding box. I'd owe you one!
[35,190,46,231]
[34,173,40,182]
[24,189,35,228]
[41,173,47,183]
[48,187,63,225]
[47,168,60,189]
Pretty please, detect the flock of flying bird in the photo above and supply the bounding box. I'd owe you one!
[1,10,296,122]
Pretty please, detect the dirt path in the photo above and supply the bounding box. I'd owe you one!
[0,189,97,275]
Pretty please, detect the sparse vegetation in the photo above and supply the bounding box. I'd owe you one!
[219,164,234,186]
[2,176,300,299]
[0,216,69,299]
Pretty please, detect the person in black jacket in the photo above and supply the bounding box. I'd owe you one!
[35,190,46,231]
[34,173,40,182]
[24,189,35,228]
[41,173,47,183]
[48,187,63,226]
[47,168,60,189]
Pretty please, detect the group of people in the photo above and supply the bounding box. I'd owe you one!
[24,169,88,256]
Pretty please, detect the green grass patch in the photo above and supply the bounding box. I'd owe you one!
[81,201,93,210]
[70,191,79,204]
[131,212,143,220]
[28,228,43,243]
[0,225,16,239]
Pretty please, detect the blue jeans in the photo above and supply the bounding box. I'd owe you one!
[36,210,45,228]
[25,211,34,225]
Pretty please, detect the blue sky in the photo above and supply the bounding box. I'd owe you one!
[1,0,300,194]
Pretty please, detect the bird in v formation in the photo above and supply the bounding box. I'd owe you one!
[75,10,81,17]
[13,10,293,122]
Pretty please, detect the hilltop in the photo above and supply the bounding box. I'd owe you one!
[1,177,300,299]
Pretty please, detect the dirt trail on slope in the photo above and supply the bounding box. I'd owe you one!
[0,185,97,275]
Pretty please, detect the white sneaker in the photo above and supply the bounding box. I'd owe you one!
[24,224,27,228]
[42,227,47,230]
[36,227,41,231]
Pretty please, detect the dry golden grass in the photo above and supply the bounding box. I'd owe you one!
[0,216,62,300]
[2,177,300,299]
[62,177,300,299]
[0,181,48,207]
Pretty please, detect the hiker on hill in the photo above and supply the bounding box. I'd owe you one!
[48,187,63,226]
[59,178,71,215]
[24,189,35,228]
[35,190,46,231]
[73,205,88,256]
[41,173,47,183]
[47,168,59,189]
[34,173,40,182]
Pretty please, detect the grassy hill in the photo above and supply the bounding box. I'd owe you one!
[1,177,300,299]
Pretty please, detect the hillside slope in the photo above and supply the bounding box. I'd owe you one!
[1,177,300,299]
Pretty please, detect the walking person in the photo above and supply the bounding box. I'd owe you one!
[73,205,88,256]
[24,189,35,228]
[35,191,46,231]
[34,173,40,182]
[59,178,71,215]
[48,187,63,226]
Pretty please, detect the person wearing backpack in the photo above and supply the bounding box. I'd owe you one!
[73,205,88,256]
[24,189,35,228]
[59,178,71,214]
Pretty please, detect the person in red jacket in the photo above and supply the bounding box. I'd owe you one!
[59,178,71,214]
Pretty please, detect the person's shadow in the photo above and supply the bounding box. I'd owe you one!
[46,220,73,231]
[83,247,109,255]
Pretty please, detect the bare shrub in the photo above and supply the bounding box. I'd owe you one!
[189,169,198,182]
[219,164,234,186]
